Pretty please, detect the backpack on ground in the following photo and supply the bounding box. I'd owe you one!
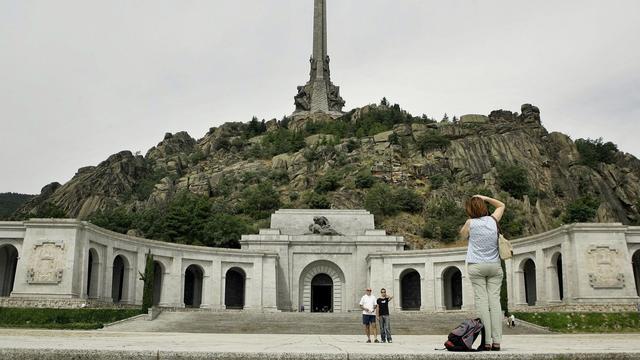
[443,318,485,351]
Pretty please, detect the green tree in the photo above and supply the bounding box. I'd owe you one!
[305,192,331,209]
[355,171,376,189]
[395,188,423,213]
[202,214,252,248]
[315,171,341,193]
[89,207,135,234]
[364,183,400,216]
[416,131,451,155]
[563,196,600,223]
[575,137,618,168]
[421,199,466,243]
[140,251,154,314]
[497,163,532,199]
[238,182,281,219]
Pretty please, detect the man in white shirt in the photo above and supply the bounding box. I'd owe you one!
[359,287,378,343]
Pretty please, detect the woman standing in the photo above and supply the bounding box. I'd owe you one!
[459,194,505,351]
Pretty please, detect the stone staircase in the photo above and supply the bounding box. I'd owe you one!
[104,310,551,335]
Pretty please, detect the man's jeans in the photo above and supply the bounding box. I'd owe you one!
[378,315,392,341]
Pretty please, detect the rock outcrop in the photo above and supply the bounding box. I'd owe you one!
[14,103,640,246]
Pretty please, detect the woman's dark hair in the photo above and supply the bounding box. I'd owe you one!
[465,197,489,218]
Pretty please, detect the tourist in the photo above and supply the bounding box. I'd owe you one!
[359,287,379,343]
[459,194,505,351]
[376,288,393,343]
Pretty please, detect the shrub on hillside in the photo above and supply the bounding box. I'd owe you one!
[261,129,305,157]
[575,138,618,168]
[421,198,466,243]
[238,182,281,219]
[562,196,600,223]
[496,163,532,199]
[305,192,331,209]
[355,171,376,189]
[364,184,424,217]
[416,131,451,155]
[314,171,341,194]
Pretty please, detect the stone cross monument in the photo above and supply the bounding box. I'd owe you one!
[293,0,345,118]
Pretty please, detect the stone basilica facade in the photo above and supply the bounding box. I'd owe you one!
[1,209,639,312]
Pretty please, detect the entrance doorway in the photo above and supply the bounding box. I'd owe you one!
[400,269,421,310]
[184,265,203,308]
[311,273,333,312]
[111,255,129,303]
[152,261,163,306]
[225,267,245,309]
[633,250,640,297]
[523,259,537,306]
[442,267,463,310]
[0,245,18,297]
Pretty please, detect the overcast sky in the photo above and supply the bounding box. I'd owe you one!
[1,0,639,194]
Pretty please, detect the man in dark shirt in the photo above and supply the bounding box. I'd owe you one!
[376,288,393,343]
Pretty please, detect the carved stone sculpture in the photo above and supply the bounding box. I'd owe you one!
[308,216,342,235]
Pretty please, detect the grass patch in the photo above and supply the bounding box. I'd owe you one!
[0,308,143,330]
[514,312,640,333]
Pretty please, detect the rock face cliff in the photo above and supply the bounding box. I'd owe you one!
[14,103,640,248]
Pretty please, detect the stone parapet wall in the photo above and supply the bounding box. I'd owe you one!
[511,303,639,313]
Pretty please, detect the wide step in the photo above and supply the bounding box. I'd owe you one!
[104,311,551,335]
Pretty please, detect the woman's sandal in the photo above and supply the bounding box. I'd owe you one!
[491,344,501,351]
[477,344,492,351]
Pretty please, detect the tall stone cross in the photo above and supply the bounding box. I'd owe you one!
[293,0,345,117]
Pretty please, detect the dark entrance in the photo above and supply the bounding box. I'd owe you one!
[400,269,421,310]
[443,267,463,310]
[111,255,127,303]
[311,273,333,312]
[556,254,564,300]
[523,259,537,306]
[152,261,163,306]
[0,245,18,297]
[225,267,245,309]
[633,250,640,297]
[184,265,203,308]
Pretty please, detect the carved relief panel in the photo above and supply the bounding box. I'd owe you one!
[587,246,625,289]
[26,241,65,284]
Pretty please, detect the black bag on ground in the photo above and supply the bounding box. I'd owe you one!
[443,318,485,351]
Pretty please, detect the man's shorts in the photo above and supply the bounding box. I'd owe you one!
[362,314,376,325]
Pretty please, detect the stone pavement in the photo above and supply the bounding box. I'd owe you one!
[1,329,639,359]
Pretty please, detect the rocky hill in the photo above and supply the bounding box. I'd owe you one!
[13,102,640,249]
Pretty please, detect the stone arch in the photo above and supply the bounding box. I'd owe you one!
[184,264,204,308]
[632,250,640,297]
[549,252,564,301]
[152,261,164,306]
[442,266,463,310]
[111,255,130,303]
[225,267,246,309]
[0,244,19,297]
[299,260,345,312]
[86,248,100,299]
[400,268,421,310]
[520,258,537,306]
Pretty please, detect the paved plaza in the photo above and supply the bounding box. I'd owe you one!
[1,329,640,359]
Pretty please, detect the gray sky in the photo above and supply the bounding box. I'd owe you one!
[1,0,639,194]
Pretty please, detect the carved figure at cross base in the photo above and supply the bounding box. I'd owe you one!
[308,216,342,236]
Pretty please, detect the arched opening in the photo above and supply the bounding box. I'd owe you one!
[86,249,99,299]
[311,273,333,312]
[0,245,18,297]
[556,254,564,300]
[400,269,421,310]
[111,255,129,303]
[633,250,640,297]
[442,267,463,310]
[523,259,537,306]
[225,267,246,309]
[152,261,163,306]
[184,265,204,308]
[299,260,345,312]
